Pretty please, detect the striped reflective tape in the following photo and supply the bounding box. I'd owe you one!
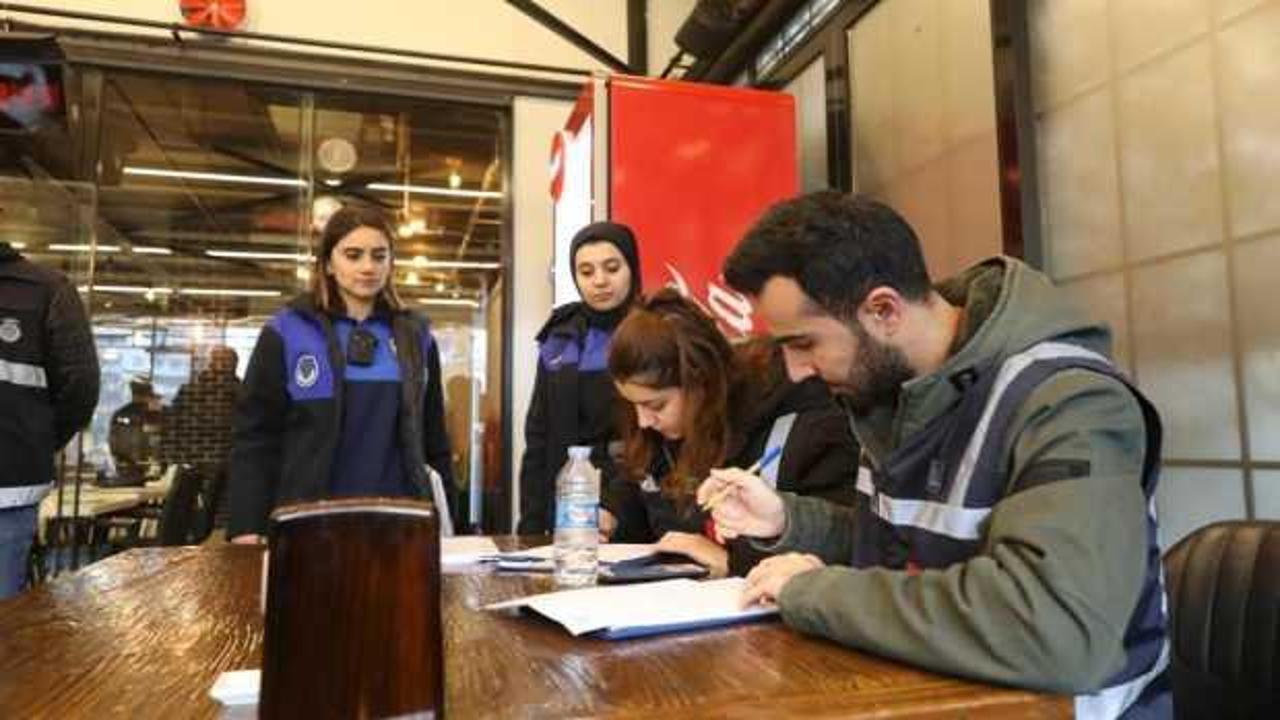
[0,358,48,389]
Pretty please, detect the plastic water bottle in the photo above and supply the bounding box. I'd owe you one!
[554,446,600,587]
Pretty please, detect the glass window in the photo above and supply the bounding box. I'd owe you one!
[2,65,508,566]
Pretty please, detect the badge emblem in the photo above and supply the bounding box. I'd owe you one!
[295,353,320,388]
[0,318,20,344]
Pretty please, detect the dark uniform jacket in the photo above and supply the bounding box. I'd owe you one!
[228,295,451,536]
[0,242,98,508]
[518,303,630,535]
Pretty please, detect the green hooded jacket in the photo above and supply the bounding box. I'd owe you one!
[764,256,1156,694]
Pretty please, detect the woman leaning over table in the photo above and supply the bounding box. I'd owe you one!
[226,204,452,543]
[605,289,859,577]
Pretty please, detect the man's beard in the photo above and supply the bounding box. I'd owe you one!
[840,322,915,416]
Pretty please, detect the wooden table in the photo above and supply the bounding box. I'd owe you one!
[0,546,1071,718]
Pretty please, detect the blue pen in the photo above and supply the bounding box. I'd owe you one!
[702,445,782,510]
[747,445,784,476]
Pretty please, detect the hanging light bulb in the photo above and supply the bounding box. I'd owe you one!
[448,170,462,189]
[405,271,421,286]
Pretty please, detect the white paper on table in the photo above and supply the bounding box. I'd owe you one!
[492,543,657,572]
[484,577,777,638]
[210,669,260,706]
[440,536,501,568]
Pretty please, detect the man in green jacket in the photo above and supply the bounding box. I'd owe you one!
[700,192,1170,718]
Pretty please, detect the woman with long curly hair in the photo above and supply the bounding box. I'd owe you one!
[606,289,859,576]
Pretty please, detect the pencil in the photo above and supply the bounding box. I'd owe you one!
[700,445,783,511]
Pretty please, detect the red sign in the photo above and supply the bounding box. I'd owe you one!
[0,65,63,131]
[548,130,566,201]
[179,0,247,30]
[608,76,797,336]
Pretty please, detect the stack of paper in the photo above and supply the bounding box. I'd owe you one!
[440,536,501,569]
[492,543,657,572]
[485,577,778,639]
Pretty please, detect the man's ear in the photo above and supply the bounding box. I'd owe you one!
[857,286,905,339]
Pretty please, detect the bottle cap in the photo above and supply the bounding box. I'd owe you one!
[567,446,591,460]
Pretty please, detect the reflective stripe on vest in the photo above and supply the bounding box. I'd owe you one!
[759,412,797,488]
[855,467,990,540]
[0,358,47,389]
[948,341,1111,506]
[1076,621,1170,718]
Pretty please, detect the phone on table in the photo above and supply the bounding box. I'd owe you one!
[597,551,710,584]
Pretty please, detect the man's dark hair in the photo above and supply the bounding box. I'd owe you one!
[723,192,932,318]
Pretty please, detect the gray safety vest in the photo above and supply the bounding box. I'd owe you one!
[851,341,1170,718]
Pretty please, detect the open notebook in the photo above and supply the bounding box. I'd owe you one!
[485,577,778,640]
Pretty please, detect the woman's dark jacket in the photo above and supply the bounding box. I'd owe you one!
[518,303,629,534]
[228,295,452,537]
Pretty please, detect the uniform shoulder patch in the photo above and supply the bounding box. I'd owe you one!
[295,353,320,388]
[0,318,21,344]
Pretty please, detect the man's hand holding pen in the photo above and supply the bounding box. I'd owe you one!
[696,466,787,540]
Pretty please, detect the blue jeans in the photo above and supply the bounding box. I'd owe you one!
[0,505,38,600]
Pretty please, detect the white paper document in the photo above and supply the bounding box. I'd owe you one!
[484,577,778,639]
[210,669,260,706]
[440,536,502,568]
[492,543,658,572]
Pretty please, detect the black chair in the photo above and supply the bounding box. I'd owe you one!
[1163,520,1280,718]
[154,466,206,546]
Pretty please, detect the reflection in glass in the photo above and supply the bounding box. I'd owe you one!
[2,66,509,571]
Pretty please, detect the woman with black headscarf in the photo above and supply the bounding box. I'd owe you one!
[517,221,641,535]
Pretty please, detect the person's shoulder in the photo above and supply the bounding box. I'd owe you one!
[265,295,320,330]
[1010,364,1148,446]
[0,253,71,290]
[393,308,439,356]
[537,302,588,342]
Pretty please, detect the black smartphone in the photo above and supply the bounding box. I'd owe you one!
[598,559,709,584]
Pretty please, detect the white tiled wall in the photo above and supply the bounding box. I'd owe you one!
[1156,468,1248,548]
[848,0,1002,280]
[1233,235,1280,460]
[783,57,830,193]
[1032,0,1280,545]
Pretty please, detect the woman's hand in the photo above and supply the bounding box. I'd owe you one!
[599,508,617,542]
[656,531,728,578]
[696,467,787,540]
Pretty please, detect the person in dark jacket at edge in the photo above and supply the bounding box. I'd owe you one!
[518,221,642,536]
[0,240,99,599]
[698,192,1170,718]
[606,289,859,578]
[227,205,452,543]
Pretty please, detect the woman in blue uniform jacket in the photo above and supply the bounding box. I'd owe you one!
[227,205,452,542]
[607,290,859,577]
[518,221,642,535]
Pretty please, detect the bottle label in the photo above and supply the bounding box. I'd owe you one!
[555,499,598,530]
